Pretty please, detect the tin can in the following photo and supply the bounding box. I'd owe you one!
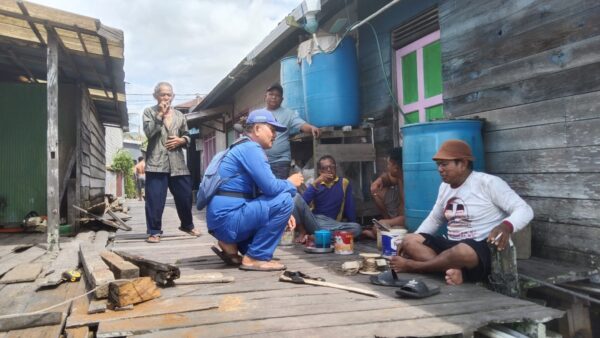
[333,231,353,255]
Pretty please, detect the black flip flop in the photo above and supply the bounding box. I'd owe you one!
[369,270,410,287]
[395,279,440,299]
[211,246,241,266]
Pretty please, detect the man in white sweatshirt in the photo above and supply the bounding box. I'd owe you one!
[390,140,533,285]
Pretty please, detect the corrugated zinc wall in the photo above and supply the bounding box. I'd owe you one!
[0,83,47,224]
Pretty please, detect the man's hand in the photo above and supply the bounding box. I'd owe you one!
[311,126,321,138]
[487,222,512,251]
[314,173,334,185]
[166,136,185,150]
[158,101,170,118]
[287,215,296,231]
[370,178,384,196]
[287,172,304,187]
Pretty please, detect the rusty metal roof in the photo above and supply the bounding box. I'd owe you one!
[0,0,128,130]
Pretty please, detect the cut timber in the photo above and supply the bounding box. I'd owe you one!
[79,242,115,298]
[37,234,87,288]
[0,263,43,284]
[112,250,179,286]
[66,296,218,328]
[0,246,45,277]
[106,209,132,231]
[100,251,139,279]
[0,312,63,331]
[93,231,110,252]
[108,277,161,307]
[88,299,107,314]
[175,272,234,285]
[72,205,124,231]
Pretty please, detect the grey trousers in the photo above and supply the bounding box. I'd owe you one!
[293,195,362,238]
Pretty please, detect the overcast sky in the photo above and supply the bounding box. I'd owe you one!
[30,0,300,131]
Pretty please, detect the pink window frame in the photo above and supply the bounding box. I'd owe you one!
[395,30,442,123]
[202,132,216,172]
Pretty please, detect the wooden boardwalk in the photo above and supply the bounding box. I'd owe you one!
[93,199,562,337]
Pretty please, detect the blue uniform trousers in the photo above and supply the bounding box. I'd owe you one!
[145,172,194,235]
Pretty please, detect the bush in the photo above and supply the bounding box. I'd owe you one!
[111,150,136,198]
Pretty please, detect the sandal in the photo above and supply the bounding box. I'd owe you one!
[211,246,242,266]
[239,260,286,272]
[179,227,201,237]
[146,235,160,243]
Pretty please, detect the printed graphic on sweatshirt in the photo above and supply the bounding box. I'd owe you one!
[444,197,475,239]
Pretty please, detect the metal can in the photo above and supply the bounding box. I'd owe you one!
[333,231,353,255]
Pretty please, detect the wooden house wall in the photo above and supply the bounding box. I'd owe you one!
[77,86,106,208]
[439,0,600,267]
[357,0,440,166]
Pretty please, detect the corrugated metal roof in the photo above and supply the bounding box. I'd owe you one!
[0,0,128,130]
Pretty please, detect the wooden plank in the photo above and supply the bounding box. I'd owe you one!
[0,313,62,332]
[108,277,160,307]
[532,241,598,268]
[524,197,600,227]
[486,146,600,174]
[112,251,179,286]
[66,296,218,328]
[100,251,139,279]
[518,257,598,285]
[46,31,60,253]
[531,220,600,256]
[79,242,115,299]
[105,210,132,231]
[0,263,43,284]
[88,299,107,314]
[175,272,234,285]
[37,235,85,288]
[499,173,600,200]
[0,246,45,277]
[93,231,110,252]
[314,144,375,163]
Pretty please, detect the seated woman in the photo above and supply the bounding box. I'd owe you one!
[207,109,303,271]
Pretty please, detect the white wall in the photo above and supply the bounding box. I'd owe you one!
[105,126,124,166]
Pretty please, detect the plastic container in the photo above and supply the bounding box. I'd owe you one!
[301,36,360,127]
[381,229,407,257]
[402,120,485,233]
[280,56,306,120]
[314,229,332,248]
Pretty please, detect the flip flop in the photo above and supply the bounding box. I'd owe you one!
[239,261,287,272]
[146,235,160,243]
[211,246,241,266]
[179,227,201,237]
[395,279,440,299]
[369,270,410,287]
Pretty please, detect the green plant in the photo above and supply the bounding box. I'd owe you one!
[111,150,136,198]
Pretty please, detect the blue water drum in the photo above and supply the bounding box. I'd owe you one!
[301,37,360,127]
[280,56,306,120]
[401,120,485,233]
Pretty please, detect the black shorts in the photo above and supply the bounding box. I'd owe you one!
[420,233,491,282]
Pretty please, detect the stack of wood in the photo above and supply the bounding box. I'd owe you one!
[74,194,132,231]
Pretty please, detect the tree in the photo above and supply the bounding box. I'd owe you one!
[111,150,136,198]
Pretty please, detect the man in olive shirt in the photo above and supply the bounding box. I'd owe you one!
[143,82,200,243]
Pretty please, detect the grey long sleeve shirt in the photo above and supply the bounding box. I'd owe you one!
[143,105,191,176]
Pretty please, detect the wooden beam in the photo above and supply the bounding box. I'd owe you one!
[16,1,46,46]
[79,242,115,299]
[3,47,38,83]
[98,36,121,123]
[76,31,110,99]
[0,312,63,331]
[47,32,60,253]
[100,251,139,279]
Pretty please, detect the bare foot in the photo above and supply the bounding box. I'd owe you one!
[445,268,464,285]
[361,228,376,239]
[295,232,308,244]
[389,255,413,272]
[241,256,285,270]
[218,240,239,256]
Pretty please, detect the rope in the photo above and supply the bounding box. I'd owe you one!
[0,279,130,320]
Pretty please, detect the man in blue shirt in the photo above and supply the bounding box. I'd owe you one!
[293,155,362,240]
[264,83,320,179]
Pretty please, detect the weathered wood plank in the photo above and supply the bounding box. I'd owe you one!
[0,263,43,284]
[93,231,110,252]
[108,277,160,307]
[499,173,600,200]
[525,197,600,227]
[79,242,115,299]
[0,246,45,277]
[314,144,376,163]
[532,241,598,270]
[0,313,62,332]
[100,251,139,279]
[446,62,600,117]
[531,220,600,255]
[66,296,218,328]
[518,256,598,285]
[486,146,600,174]
[46,32,60,252]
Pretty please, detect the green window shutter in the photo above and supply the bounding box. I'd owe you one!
[426,104,444,121]
[404,111,420,124]
[423,40,442,98]
[402,52,418,105]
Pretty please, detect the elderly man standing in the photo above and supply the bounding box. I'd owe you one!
[390,140,533,285]
[143,82,200,243]
[263,83,320,179]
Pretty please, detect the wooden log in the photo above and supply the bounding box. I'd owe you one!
[100,251,139,279]
[112,251,179,286]
[105,209,132,231]
[79,242,115,299]
[108,277,161,308]
[0,312,63,331]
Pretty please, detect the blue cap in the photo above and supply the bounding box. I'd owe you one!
[247,109,287,132]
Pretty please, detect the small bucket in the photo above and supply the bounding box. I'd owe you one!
[381,228,407,258]
[314,230,331,248]
[333,231,353,255]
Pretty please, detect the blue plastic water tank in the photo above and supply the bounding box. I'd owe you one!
[401,120,485,233]
[280,56,306,120]
[301,37,360,127]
